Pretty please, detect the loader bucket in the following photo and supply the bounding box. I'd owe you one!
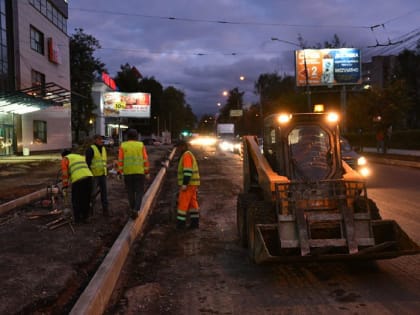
[252,221,420,264]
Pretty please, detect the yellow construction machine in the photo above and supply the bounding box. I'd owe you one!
[237,111,420,263]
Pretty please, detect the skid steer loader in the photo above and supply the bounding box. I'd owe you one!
[237,110,420,263]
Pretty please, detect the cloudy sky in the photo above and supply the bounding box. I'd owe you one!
[67,0,420,117]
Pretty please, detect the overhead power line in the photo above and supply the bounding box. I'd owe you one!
[70,7,370,29]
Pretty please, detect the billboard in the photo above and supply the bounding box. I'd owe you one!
[102,92,151,118]
[295,48,361,87]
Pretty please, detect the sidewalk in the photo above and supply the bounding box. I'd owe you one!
[362,147,420,157]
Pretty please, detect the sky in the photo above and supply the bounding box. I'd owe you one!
[67,0,420,117]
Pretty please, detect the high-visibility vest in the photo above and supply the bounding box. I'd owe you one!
[118,141,146,174]
[178,150,200,186]
[90,145,107,176]
[66,154,93,183]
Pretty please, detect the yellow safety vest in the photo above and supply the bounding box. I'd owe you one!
[178,151,200,186]
[66,154,93,183]
[90,145,107,176]
[119,141,146,175]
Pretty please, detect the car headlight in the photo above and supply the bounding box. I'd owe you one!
[357,156,367,166]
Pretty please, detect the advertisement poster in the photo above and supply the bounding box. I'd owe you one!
[102,92,151,118]
[295,48,361,87]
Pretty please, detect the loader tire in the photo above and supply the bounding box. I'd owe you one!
[368,199,382,220]
[237,193,254,248]
[354,198,382,220]
[247,200,276,263]
[247,205,257,262]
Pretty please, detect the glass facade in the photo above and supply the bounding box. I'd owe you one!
[0,0,9,88]
[0,113,14,155]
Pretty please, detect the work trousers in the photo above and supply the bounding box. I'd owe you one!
[123,174,145,212]
[72,177,93,223]
[93,175,108,212]
[177,185,199,222]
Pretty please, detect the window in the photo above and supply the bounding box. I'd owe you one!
[30,0,68,33]
[30,26,44,54]
[33,120,47,144]
[31,69,45,96]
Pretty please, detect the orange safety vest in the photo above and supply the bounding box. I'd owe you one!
[177,150,200,186]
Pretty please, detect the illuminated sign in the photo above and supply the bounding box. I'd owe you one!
[102,92,151,118]
[48,38,61,64]
[101,72,117,91]
[230,109,243,117]
[295,48,361,87]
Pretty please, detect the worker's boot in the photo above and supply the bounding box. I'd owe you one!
[176,219,186,230]
[189,218,199,229]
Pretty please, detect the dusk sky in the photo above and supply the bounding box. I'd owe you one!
[67,1,420,117]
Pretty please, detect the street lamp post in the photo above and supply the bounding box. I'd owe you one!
[154,116,160,139]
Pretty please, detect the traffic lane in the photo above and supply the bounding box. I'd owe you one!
[109,148,420,314]
[366,162,420,244]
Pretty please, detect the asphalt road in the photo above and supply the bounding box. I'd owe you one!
[105,147,420,315]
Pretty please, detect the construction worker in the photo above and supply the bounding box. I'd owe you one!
[175,140,200,229]
[61,149,93,223]
[86,134,109,216]
[117,128,150,219]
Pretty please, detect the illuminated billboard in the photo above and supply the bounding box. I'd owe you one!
[295,48,361,87]
[102,92,151,118]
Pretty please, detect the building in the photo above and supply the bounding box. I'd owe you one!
[362,55,397,90]
[0,0,71,156]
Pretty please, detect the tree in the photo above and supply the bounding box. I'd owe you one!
[218,88,244,123]
[197,114,216,134]
[114,63,143,92]
[70,28,106,143]
[161,86,196,137]
[394,46,420,128]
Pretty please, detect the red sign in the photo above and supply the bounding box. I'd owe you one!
[48,38,61,64]
[102,72,117,90]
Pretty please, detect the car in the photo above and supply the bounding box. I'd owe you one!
[218,136,241,154]
[340,137,370,177]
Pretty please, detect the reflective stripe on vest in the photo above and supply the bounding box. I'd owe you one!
[119,141,145,174]
[66,154,93,183]
[177,151,200,186]
[90,145,107,176]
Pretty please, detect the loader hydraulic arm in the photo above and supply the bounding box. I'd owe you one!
[243,136,289,200]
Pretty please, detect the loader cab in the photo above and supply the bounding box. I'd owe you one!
[262,112,343,181]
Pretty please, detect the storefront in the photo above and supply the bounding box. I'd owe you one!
[0,84,71,156]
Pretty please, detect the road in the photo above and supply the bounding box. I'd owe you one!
[367,163,420,244]
[105,148,420,315]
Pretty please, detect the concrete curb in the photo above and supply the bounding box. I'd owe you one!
[0,188,49,215]
[368,157,420,169]
[69,148,176,315]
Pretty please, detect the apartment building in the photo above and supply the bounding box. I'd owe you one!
[0,0,71,156]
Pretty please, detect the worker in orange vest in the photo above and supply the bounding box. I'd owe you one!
[61,149,93,223]
[175,140,200,229]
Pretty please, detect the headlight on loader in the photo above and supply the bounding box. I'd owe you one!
[357,156,367,166]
